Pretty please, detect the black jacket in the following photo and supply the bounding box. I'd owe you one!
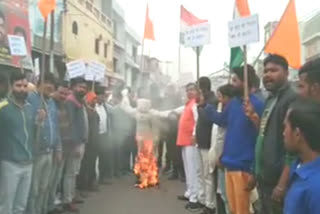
[260,83,297,185]
[196,91,218,149]
[65,93,88,145]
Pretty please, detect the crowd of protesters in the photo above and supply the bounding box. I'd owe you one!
[1,53,320,214]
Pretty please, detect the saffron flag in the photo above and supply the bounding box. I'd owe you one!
[143,5,155,41]
[265,0,301,69]
[180,5,207,44]
[38,0,56,20]
[230,0,251,69]
[180,5,207,26]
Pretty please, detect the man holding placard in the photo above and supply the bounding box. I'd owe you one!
[205,66,264,214]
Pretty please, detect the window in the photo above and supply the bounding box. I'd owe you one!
[72,21,78,35]
[132,46,137,62]
[113,58,118,73]
[104,43,108,58]
[95,38,100,54]
[113,23,117,39]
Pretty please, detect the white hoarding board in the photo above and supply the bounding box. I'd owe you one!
[66,60,86,79]
[184,22,211,48]
[34,58,40,77]
[8,35,27,56]
[228,14,260,48]
[86,61,105,82]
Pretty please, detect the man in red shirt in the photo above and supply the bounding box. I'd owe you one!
[176,83,202,212]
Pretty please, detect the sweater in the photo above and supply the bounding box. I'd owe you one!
[205,95,264,172]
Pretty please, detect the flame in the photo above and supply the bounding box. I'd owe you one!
[134,139,159,189]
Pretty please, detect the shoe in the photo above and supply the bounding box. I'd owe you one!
[200,207,216,214]
[168,173,179,180]
[99,179,112,185]
[185,202,204,212]
[162,166,171,174]
[62,203,79,213]
[88,185,99,192]
[179,176,186,183]
[177,195,189,201]
[79,191,89,198]
[72,198,84,204]
[48,207,65,214]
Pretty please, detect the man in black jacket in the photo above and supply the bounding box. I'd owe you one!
[196,77,218,214]
[95,86,113,184]
[251,55,297,214]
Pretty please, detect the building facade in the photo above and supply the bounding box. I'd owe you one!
[302,11,320,62]
[112,1,126,79]
[125,25,140,87]
[63,0,114,77]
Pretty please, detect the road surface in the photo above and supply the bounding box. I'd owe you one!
[79,174,189,214]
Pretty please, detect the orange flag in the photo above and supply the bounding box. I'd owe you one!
[143,5,155,41]
[265,0,301,69]
[38,0,56,20]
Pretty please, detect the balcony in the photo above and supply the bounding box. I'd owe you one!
[76,0,113,31]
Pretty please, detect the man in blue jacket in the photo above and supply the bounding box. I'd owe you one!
[26,72,61,214]
[62,77,88,212]
[205,65,264,214]
[0,71,36,214]
[283,98,320,214]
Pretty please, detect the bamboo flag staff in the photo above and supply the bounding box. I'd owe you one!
[38,0,56,95]
[35,0,56,151]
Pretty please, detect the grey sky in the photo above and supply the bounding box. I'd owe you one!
[117,0,320,79]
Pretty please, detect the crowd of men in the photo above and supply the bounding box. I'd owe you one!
[173,54,320,214]
[0,53,320,214]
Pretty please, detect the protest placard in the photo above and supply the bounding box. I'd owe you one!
[66,60,86,79]
[228,14,259,48]
[86,61,105,82]
[183,22,211,48]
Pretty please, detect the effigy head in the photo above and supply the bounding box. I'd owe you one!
[137,98,151,113]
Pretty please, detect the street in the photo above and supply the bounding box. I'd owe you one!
[79,174,188,214]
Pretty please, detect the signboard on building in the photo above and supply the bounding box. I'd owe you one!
[228,14,260,48]
[183,22,211,47]
[8,35,27,56]
[0,0,33,69]
[66,60,86,79]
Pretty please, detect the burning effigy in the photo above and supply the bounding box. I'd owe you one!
[121,96,165,188]
[134,138,159,188]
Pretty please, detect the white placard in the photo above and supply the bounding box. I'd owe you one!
[8,35,27,56]
[183,22,211,48]
[228,14,260,48]
[34,58,40,77]
[86,61,105,82]
[66,60,86,79]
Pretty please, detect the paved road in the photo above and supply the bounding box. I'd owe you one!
[79,174,189,214]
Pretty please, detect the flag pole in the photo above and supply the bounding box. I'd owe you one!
[40,19,48,100]
[243,45,249,100]
[196,46,200,80]
[178,43,181,75]
[35,17,48,153]
[140,38,145,73]
[49,10,55,74]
